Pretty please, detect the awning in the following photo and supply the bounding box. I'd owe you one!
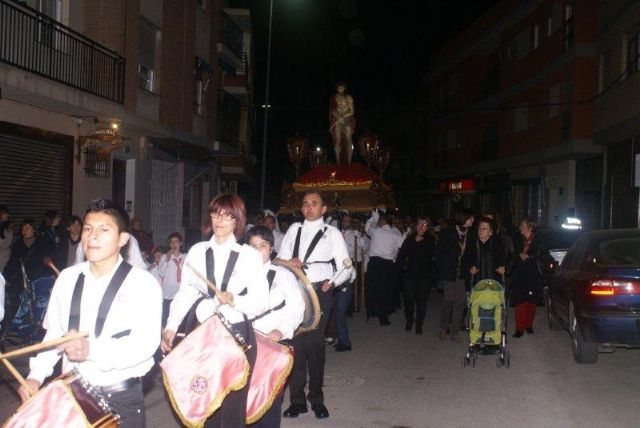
[148,136,236,165]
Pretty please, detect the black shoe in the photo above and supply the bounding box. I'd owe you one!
[415,325,423,335]
[283,404,308,418]
[311,404,330,419]
[379,318,391,326]
[526,327,534,334]
[513,331,524,338]
[335,343,352,352]
[404,321,413,332]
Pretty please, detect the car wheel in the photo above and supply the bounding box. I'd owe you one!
[545,289,563,331]
[570,307,598,364]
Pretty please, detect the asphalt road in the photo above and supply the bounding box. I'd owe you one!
[1,293,639,427]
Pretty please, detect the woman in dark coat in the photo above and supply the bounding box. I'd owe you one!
[397,216,436,335]
[510,217,549,338]
[2,219,52,333]
[462,217,506,288]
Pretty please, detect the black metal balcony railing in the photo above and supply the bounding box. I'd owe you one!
[220,12,243,59]
[0,0,125,103]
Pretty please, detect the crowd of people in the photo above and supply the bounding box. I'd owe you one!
[0,194,552,427]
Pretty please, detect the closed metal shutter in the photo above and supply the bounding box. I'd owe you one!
[150,159,178,247]
[0,134,72,232]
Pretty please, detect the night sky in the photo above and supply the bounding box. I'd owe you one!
[243,0,497,210]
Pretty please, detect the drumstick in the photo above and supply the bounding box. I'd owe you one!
[0,358,34,395]
[185,262,235,307]
[44,257,61,277]
[0,331,89,360]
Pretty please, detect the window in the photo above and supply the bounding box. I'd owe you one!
[515,28,531,59]
[194,58,212,115]
[448,73,458,96]
[549,84,560,118]
[547,3,560,36]
[598,49,612,93]
[25,0,62,47]
[597,237,640,266]
[533,25,540,49]
[561,110,571,140]
[513,103,529,132]
[138,19,162,92]
[487,54,501,95]
[627,34,640,77]
[564,4,574,50]
[445,129,458,151]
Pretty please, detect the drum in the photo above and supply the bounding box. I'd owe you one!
[161,315,250,427]
[245,332,294,424]
[3,370,119,428]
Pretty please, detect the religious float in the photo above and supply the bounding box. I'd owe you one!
[278,132,395,214]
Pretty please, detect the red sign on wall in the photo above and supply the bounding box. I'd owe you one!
[440,178,476,193]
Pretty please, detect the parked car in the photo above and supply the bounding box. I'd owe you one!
[545,229,640,364]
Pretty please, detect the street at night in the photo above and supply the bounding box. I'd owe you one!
[2,296,639,427]
[2,0,640,427]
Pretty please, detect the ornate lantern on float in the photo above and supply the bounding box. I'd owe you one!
[287,134,308,179]
[374,147,390,175]
[357,133,380,168]
[309,145,327,168]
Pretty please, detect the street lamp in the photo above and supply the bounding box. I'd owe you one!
[259,0,274,210]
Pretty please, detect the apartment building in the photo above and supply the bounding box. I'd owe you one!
[594,1,640,229]
[425,0,601,228]
[0,0,254,245]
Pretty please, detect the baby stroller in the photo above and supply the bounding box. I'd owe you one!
[0,276,55,347]
[463,279,510,368]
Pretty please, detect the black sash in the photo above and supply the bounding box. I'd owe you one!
[205,247,240,295]
[267,269,276,289]
[68,261,133,337]
[292,225,327,264]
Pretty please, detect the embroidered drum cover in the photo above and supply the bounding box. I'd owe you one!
[160,316,249,428]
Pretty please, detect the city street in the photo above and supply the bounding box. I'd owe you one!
[1,293,639,427]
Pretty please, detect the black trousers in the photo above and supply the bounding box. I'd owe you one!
[288,287,333,407]
[205,319,257,428]
[252,390,283,427]
[403,274,433,327]
[107,381,145,428]
[161,299,172,329]
[365,257,393,321]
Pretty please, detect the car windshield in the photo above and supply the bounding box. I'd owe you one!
[597,237,640,266]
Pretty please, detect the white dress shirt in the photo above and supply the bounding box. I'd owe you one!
[252,262,304,340]
[342,228,368,261]
[28,257,162,386]
[157,252,186,300]
[277,218,354,286]
[166,235,269,329]
[0,273,5,324]
[365,211,406,261]
[273,229,284,254]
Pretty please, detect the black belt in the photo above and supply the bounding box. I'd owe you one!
[311,280,329,291]
[95,377,141,394]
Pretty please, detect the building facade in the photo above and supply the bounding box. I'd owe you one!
[593,0,640,229]
[0,0,254,247]
[425,0,602,229]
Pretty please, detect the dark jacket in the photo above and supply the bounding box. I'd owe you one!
[435,226,472,282]
[510,233,550,305]
[462,235,506,288]
[2,237,52,294]
[397,234,436,281]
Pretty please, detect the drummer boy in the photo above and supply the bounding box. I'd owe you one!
[18,199,162,428]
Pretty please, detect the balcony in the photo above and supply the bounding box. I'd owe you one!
[217,12,243,72]
[0,0,125,103]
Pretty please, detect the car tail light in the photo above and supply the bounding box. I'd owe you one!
[588,279,640,296]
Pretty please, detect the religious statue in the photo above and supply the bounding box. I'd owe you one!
[329,82,356,164]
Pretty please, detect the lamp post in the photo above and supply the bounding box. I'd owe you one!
[259,0,274,210]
